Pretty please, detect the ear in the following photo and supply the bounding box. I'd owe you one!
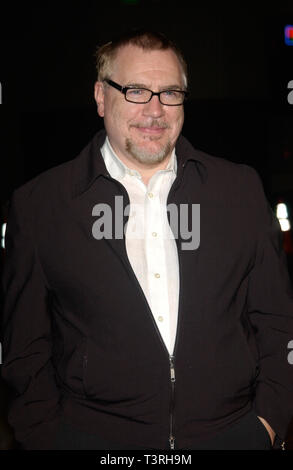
[94,81,105,117]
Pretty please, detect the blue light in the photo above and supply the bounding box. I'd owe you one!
[284,25,293,46]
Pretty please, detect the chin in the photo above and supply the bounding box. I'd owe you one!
[126,139,171,165]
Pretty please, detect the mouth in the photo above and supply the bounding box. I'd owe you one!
[136,126,166,135]
[131,123,169,138]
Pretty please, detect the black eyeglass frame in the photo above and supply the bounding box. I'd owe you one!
[104,79,189,106]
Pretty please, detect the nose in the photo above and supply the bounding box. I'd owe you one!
[142,94,165,118]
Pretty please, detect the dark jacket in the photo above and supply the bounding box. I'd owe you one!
[1,130,293,450]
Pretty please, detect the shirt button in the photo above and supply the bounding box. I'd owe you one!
[154,273,160,278]
[152,232,157,237]
[158,316,164,322]
[148,192,154,199]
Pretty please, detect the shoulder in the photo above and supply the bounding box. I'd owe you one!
[178,134,264,193]
[8,130,107,209]
[8,158,74,213]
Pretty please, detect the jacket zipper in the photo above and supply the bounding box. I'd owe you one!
[169,354,176,450]
[166,165,187,451]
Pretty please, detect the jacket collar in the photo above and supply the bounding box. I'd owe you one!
[71,128,208,199]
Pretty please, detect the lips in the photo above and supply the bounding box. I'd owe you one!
[131,121,169,136]
[136,126,166,134]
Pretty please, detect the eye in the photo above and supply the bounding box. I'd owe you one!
[127,88,144,96]
[162,90,179,98]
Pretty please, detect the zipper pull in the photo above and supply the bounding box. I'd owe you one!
[170,355,176,382]
[169,435,175,450]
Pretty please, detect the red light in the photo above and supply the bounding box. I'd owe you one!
[285,25,293,45]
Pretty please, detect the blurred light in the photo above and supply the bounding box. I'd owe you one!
[288,80,293,105]
[279,219,291,232]
[285,25,293,46]
[276,202,291,232]
[277,202,288,219]
[1,223,6,249]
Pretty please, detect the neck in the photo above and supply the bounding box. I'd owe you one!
[118,153,173,185]
[134,158,172,185]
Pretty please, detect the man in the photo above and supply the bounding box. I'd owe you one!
[1,30,293,450]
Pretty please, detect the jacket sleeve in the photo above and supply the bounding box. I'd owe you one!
[246,167,293,444]
[1,185,61,449]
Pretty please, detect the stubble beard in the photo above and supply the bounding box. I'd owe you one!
[125,137,172,165]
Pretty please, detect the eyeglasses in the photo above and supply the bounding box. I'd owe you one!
[104,79,188,106]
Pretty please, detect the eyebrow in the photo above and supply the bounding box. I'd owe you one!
[124,82,184,91]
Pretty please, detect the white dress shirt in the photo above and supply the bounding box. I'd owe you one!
[100,137,180,355]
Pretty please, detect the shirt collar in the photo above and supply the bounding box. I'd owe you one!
[71,129,207,199]
[101,136,177,181]
[101,137,126,180]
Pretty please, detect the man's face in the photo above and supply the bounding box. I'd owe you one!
[94,45,185,167]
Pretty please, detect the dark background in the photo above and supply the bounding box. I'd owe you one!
[0,0,293,450]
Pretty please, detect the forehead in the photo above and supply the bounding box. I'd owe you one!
[112,45,184,86]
